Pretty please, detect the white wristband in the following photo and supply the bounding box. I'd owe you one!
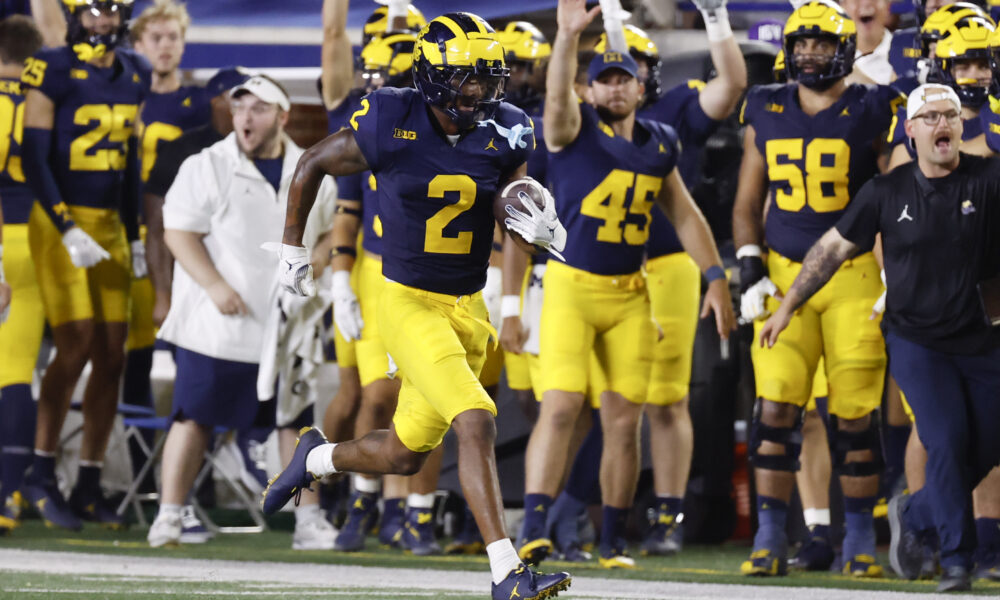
[386,0,408,23]
[332,269,352,292]
[736,244,762,259]
[500,295,521,319]
[701,6,733,42]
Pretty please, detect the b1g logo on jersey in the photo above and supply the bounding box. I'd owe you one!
[393,128,417,140]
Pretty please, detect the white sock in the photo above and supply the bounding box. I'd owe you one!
[804,508,831,528]
[294,503,321,523]
[159,503,182,520]
[407,492,435,509]
[305,443,338,477]
[353,474,380,494]
[78,460,103,468]
[486,538,522,585]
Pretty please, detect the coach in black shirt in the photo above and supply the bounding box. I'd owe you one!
[759,84,1000,592]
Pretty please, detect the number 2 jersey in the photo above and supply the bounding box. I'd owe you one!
[20,45,149,216]
[741,82,904,261]
[0,77,30,225]
[548,102,679,275]
[349,87,533,296]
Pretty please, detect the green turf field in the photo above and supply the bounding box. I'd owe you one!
[1,513,998,597]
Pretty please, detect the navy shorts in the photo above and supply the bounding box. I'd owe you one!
[171,346,259,430]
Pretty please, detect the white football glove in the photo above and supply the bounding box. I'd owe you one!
[62,227,110,268]
[871,269,887,317]
[263,242,316,297]
[484,266,503,330]
[504,186,567,261]
[739,276,779,324]
[331,269,363,342]
[130,240,148,279]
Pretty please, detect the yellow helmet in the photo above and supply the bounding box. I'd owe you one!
[363,4,426,45]
[61,0,134,61]
[920,3,994,56]
[782,0,856,90]
[413,13,508,129]
[359,31,417,91]
[933,16,996,107]
[773,49,787,82]
[496,21,551,63]
[594,25,661,103]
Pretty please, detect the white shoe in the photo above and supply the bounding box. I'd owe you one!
[293,514,338,550]
[179,505,215,544]
[148,512,182,548]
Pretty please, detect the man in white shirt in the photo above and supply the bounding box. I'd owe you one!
[148,75,337,550]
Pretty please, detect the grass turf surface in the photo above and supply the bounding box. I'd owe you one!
[1,513,999,596]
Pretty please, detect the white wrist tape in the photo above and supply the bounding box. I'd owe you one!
[702,6,733,42]
[736,244,762,259]
[501,295,521,319]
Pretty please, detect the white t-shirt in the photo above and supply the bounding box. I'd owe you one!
[854,30,894,86]
[159,132,336,363]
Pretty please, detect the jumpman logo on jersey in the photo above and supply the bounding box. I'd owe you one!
[485,138,499,152]
[897,205,914,222]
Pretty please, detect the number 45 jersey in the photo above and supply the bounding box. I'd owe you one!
[20,46,149,211]
[741,82,904,261]
[350,87,533,296]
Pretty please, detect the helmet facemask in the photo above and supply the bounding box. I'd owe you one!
[416,59,508,130]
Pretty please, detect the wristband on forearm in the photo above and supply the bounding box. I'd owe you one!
[330,245,357,259]
[501,295,520,318]
[704,265,726,283]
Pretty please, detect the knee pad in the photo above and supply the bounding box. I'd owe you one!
[830,413,883,477]
[749,400,803,472]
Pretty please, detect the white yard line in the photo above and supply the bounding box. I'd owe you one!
[0,549,980,600]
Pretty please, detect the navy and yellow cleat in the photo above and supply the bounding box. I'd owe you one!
[261,427,328,516]
[23,480,82,531]
[0,500,18,533]
[975,559,1000,582]
[741,548,788,576]
[790,526,835,571]
[598,548,636,569]
[556,542,592,562]
[888,495,924,580]
[842,554,885,578]
[403,507,442,556]
[640,512,683,556]
[378,499,406,549]
[517,537,554,566]
[69,488,127,530]
[334,491,378,552]
[444,507,485,555]
[491,564,571,600]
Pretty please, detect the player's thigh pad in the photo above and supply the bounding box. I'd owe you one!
[751,254,824,407]
[0,225,45,387]
[379,281,496,453]
[819,253,886,420]
[646,252,700,406]
[355,256,390,386]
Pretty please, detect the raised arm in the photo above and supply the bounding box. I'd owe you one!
[544,0,601,152]
[29,0,66,48]
[694,0,747,120]
[320,0,355,112]
[283,128,369,247]
[759,227,860,347]
[656,169,735,337]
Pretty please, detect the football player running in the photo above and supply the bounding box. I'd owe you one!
[262,12,572,600]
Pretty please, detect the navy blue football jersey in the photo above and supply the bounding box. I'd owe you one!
[349,87,533,295]
[548,102,679,275]
[889,27,921,81]
[337,170,383,256]
[0,77,31,224]
[139,85,210,182]
[741,82,905,261]
[20,46,149,211]
[640,80,721,259]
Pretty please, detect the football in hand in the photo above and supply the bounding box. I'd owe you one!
[495,176,547,253]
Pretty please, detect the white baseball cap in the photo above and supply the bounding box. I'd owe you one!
[907,84,961,120]
[229,75,291,111]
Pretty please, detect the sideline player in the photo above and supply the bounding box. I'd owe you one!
[0,14,43,533]
[262,13,571,600]
[519,0,734,569]
[20,0,148,530]
[733,1,905,577]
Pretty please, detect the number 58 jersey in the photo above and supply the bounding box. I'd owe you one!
[741,82,904,261]
[350,87,533,296]
[20,46,149,210]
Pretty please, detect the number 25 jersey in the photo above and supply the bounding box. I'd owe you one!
[20,46,149,211]
[350,87,533,296]
[741,82,904,261]
[548,102,679,275]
